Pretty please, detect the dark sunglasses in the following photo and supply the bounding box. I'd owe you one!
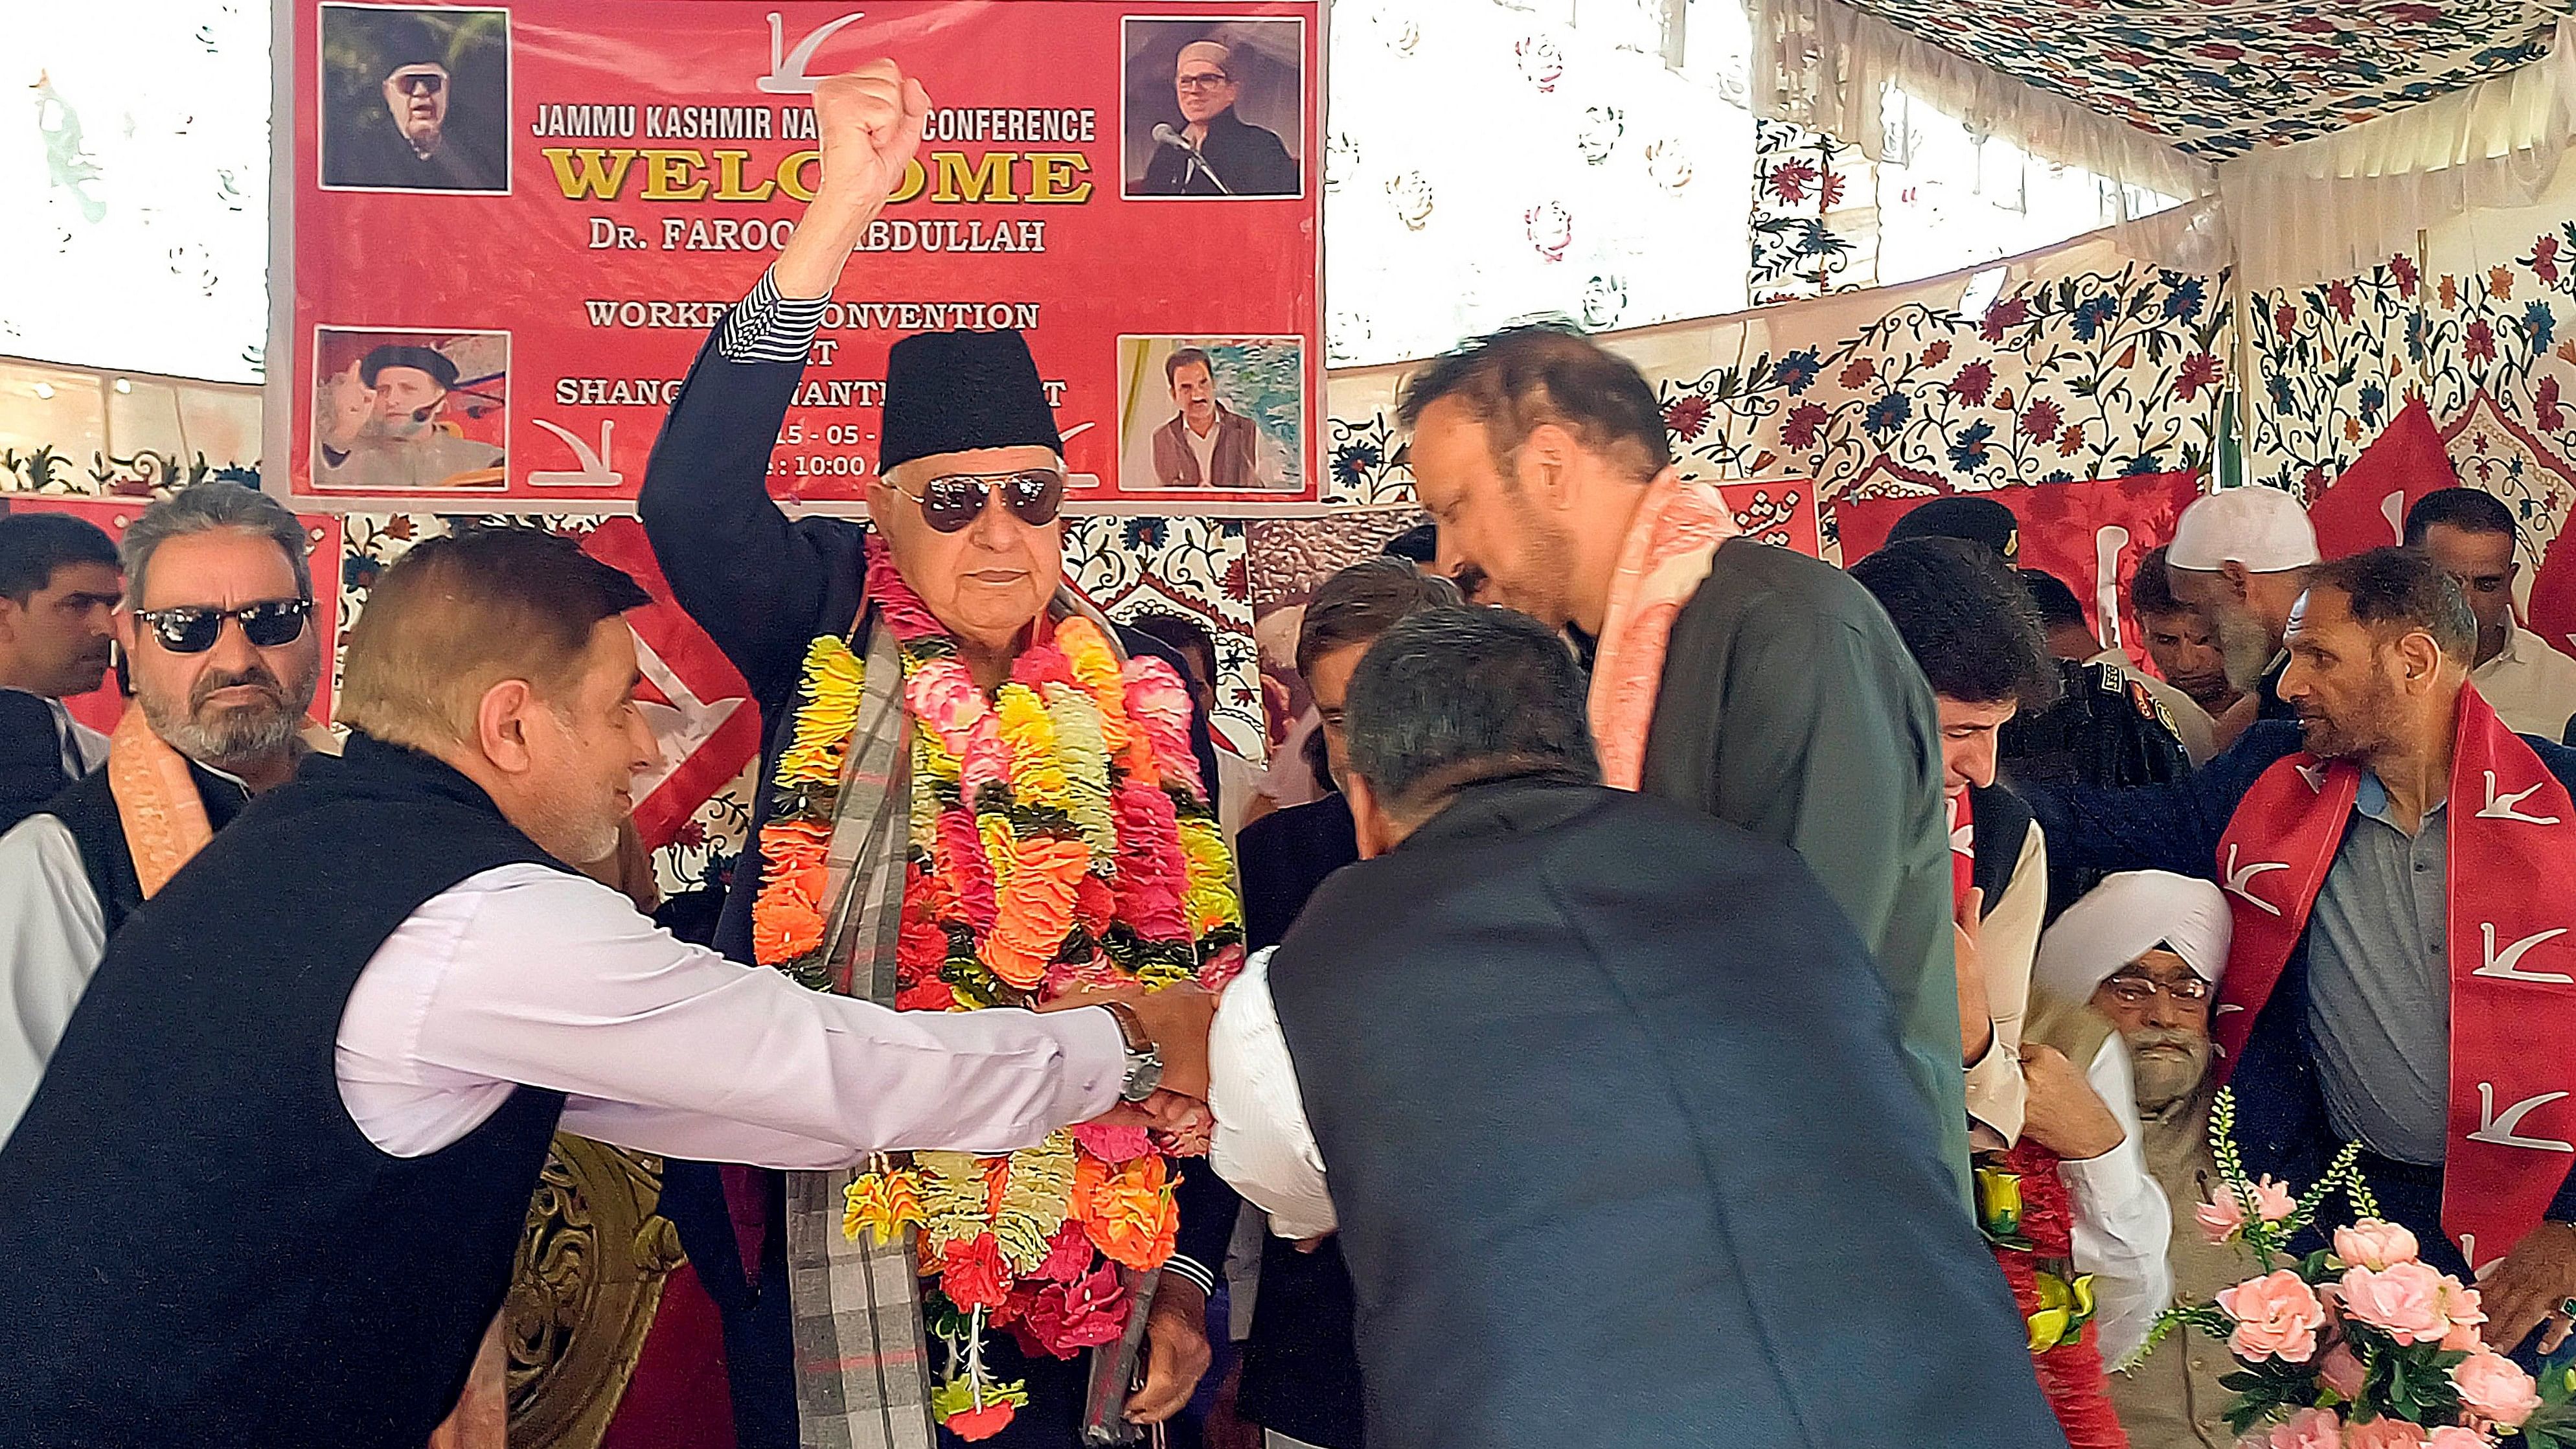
[887,468,1067,534]
[392,71,446,96]
[137,598,313,654]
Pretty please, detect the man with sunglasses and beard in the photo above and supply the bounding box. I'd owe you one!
[641,61,1237,1449]
[323,13,504,192]
[0,483,326,1143]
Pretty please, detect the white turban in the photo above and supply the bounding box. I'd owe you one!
[2033,870,2231,1005]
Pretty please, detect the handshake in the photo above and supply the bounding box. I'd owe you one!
[1047,982,1219,1139]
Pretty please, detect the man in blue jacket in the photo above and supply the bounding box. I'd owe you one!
[2027,547,2576,1356]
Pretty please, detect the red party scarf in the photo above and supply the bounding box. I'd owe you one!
[1950,790,1976,909]
[2210,685,2576,1272]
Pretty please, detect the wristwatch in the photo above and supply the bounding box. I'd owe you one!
[1101,1001,1164,1102]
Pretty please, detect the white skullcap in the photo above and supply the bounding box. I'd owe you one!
[1177,40,1233,68]
[2033,870,2231,1004]
[2165,487,2320,573]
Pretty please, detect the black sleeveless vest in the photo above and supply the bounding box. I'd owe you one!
[0,734,567,1448]
[43,755,253,938]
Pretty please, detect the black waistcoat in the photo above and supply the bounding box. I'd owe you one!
[43,754,254,937]
[0,733,567,1448]
[1268,779,2062,1449]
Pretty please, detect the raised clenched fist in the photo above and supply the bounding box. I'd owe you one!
[811,60,930,210]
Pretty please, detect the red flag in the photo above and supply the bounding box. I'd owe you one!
[2527,531,2576,663]
[1834,472,2204,663]
[2305,396,2457,559]
[1716,479,1823,557]
[579,518,760,851]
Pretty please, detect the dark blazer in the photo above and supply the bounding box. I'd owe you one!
[1135,107,1299,196]
[1268,778,2063,1449]
[2024,719,2576,1284]
[639,316,1235,1446]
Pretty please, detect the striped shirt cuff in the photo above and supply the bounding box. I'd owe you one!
[716,267,827,363]
[1162,1253,1215,1299]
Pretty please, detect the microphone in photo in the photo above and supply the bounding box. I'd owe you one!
[1150,123,1194,152]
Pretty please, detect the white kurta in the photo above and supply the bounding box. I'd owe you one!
[2474,622,2576,741]
[0,814,109,1144]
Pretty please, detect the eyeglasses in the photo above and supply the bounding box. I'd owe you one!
[2102,974,2212,1007]
[886,468,1067,534]
[1176,71,1232,90]
[137,598,313,654]
[391,71,446,97]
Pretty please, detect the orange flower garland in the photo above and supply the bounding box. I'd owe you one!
[746,537,1242,1440]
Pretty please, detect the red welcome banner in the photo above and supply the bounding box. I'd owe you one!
[1834,473,2204,663]
[274,1,1323,512]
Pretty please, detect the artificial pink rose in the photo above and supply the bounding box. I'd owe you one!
[2336,1219,2422,1272]
[2434,1276,2487,1340]
[2200,1178,2299,1242]
[2342,1421,2428,1449]
[2266,1407,2344,1448]
[2424,1430,2493,1449]
[2199,1192,2248,1243]
[2441,1319,2484,1353]
[2338,1262,2454,1345]
[2317,1340,2367,1398]
[2218,1270,2330,1363]
[2454,1352,2541,1429]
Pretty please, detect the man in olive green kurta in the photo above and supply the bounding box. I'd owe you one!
[1396,325,1969,1198]
[1636,535,1968,1192]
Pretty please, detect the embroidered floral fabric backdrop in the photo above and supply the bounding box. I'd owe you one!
[1325,232,2231,553]
[2251,172,2576,600]
[1825,0,2560,159]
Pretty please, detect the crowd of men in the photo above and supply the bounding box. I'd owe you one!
[7,56,2576,1449]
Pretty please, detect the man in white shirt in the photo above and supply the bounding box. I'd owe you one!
[0,482,326,1145]
[0,525,1212,1449]
[0,511,120,830]
[2406,486,2576,740]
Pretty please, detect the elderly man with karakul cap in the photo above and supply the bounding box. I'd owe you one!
[639,60,1237,1449]
[2035,871,2239,1448]
[1134,37,1300,196]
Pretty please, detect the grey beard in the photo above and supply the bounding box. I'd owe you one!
[140,663,319,773]
[2126,1030,2213,1114]
[2216,605,2276,692]
[145,699,304,771]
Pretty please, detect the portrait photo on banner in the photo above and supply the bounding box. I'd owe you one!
[1120,16,1305,200]
[310,326,509,492]
[1115,334,1304,494]
[317,3,510,194]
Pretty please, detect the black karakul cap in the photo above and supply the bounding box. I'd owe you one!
[878,330,1064,473]
[1889,494,2021,565]
[359,343,459,391]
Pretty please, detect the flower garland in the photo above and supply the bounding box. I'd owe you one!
[754,535,1242,1441]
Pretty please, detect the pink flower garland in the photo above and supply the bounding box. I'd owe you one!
[1111,779,1189,937]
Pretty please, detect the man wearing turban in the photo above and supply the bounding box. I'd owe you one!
[2035,871,2241,1448]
